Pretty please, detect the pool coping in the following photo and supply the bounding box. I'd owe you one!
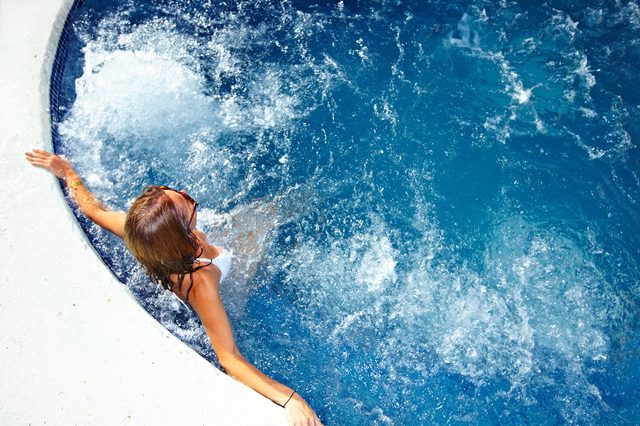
[0,1,284,424]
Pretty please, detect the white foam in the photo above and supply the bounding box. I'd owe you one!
[64,48,215,141]
[350,212,619,403]
[619,1,640,30]
[58,12,320,207]
[483,115,511,144]
[373,99,398,126]
[579,107,597,118]
[355,234,397,292]
[575,54,596,88]
[447,13,481,49]
[549,11,579,43]
[351,37,371,64]
[434,281,535,382]
[282,217,401,348]
[446,12,545,143]
[487,218,613,362]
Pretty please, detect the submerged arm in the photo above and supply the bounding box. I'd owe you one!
[25,149,126,238]
[189,270,322,425]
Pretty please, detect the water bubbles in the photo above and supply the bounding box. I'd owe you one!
[286,218,399,318]
[619,1,640,30]
[575,53,596,89]
[549,11,580,44]
[512,87,532,105]
[54,0,640,423]
[448,13,481,49]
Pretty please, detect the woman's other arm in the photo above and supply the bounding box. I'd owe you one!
[25,149,126,238]
[189,270,323,426]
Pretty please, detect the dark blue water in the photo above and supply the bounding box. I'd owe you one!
[52,1,640,424]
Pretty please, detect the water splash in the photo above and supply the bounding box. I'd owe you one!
[53,1,640,424]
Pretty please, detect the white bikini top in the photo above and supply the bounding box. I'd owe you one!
[196,248,232,282]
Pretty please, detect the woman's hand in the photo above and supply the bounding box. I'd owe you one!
[24,148,125,237]
[25,149,74,180]
[284,393,323,426]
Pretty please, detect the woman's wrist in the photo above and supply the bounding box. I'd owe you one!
[68,179,83,189]
[273,389,296,408]
[63,171,81,186]
[282,391,309,410]
[282,390,296,408]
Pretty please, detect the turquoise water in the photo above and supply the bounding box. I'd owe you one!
[52,1,640,424]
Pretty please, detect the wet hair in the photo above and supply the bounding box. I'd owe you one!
[123,186,204,300]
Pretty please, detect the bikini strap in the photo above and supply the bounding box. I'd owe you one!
[184,258,214,302]
[185,273,194,302]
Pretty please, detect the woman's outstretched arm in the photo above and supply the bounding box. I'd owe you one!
[189,269,323,426]
[25,149,126,238]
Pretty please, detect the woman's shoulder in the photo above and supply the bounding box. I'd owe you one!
[185,265,226,311]
[192,255,223,286]
[168,260,221,302]
[193,228,208,241]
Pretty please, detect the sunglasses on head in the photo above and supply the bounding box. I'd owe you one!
[155,185,198,208]
[155,186,199,226]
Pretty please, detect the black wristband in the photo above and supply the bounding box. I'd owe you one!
[283,390,296,408]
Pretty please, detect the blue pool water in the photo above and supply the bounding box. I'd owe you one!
[51,0,640,424]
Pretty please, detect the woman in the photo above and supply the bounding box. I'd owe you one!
[26,149,323,426]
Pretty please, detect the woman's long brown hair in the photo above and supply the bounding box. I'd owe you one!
[123,186,205,299]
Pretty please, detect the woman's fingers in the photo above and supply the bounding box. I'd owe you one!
[25,148,73,179]
[25,151,50,165]
[25,153,42,164]
[26,150,44,159]
[31,148,51,155]
[25,150,49,162]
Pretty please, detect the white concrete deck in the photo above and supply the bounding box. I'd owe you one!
[0,1,285,424]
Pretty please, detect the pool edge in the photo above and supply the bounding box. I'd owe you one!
[0,1,285,424]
